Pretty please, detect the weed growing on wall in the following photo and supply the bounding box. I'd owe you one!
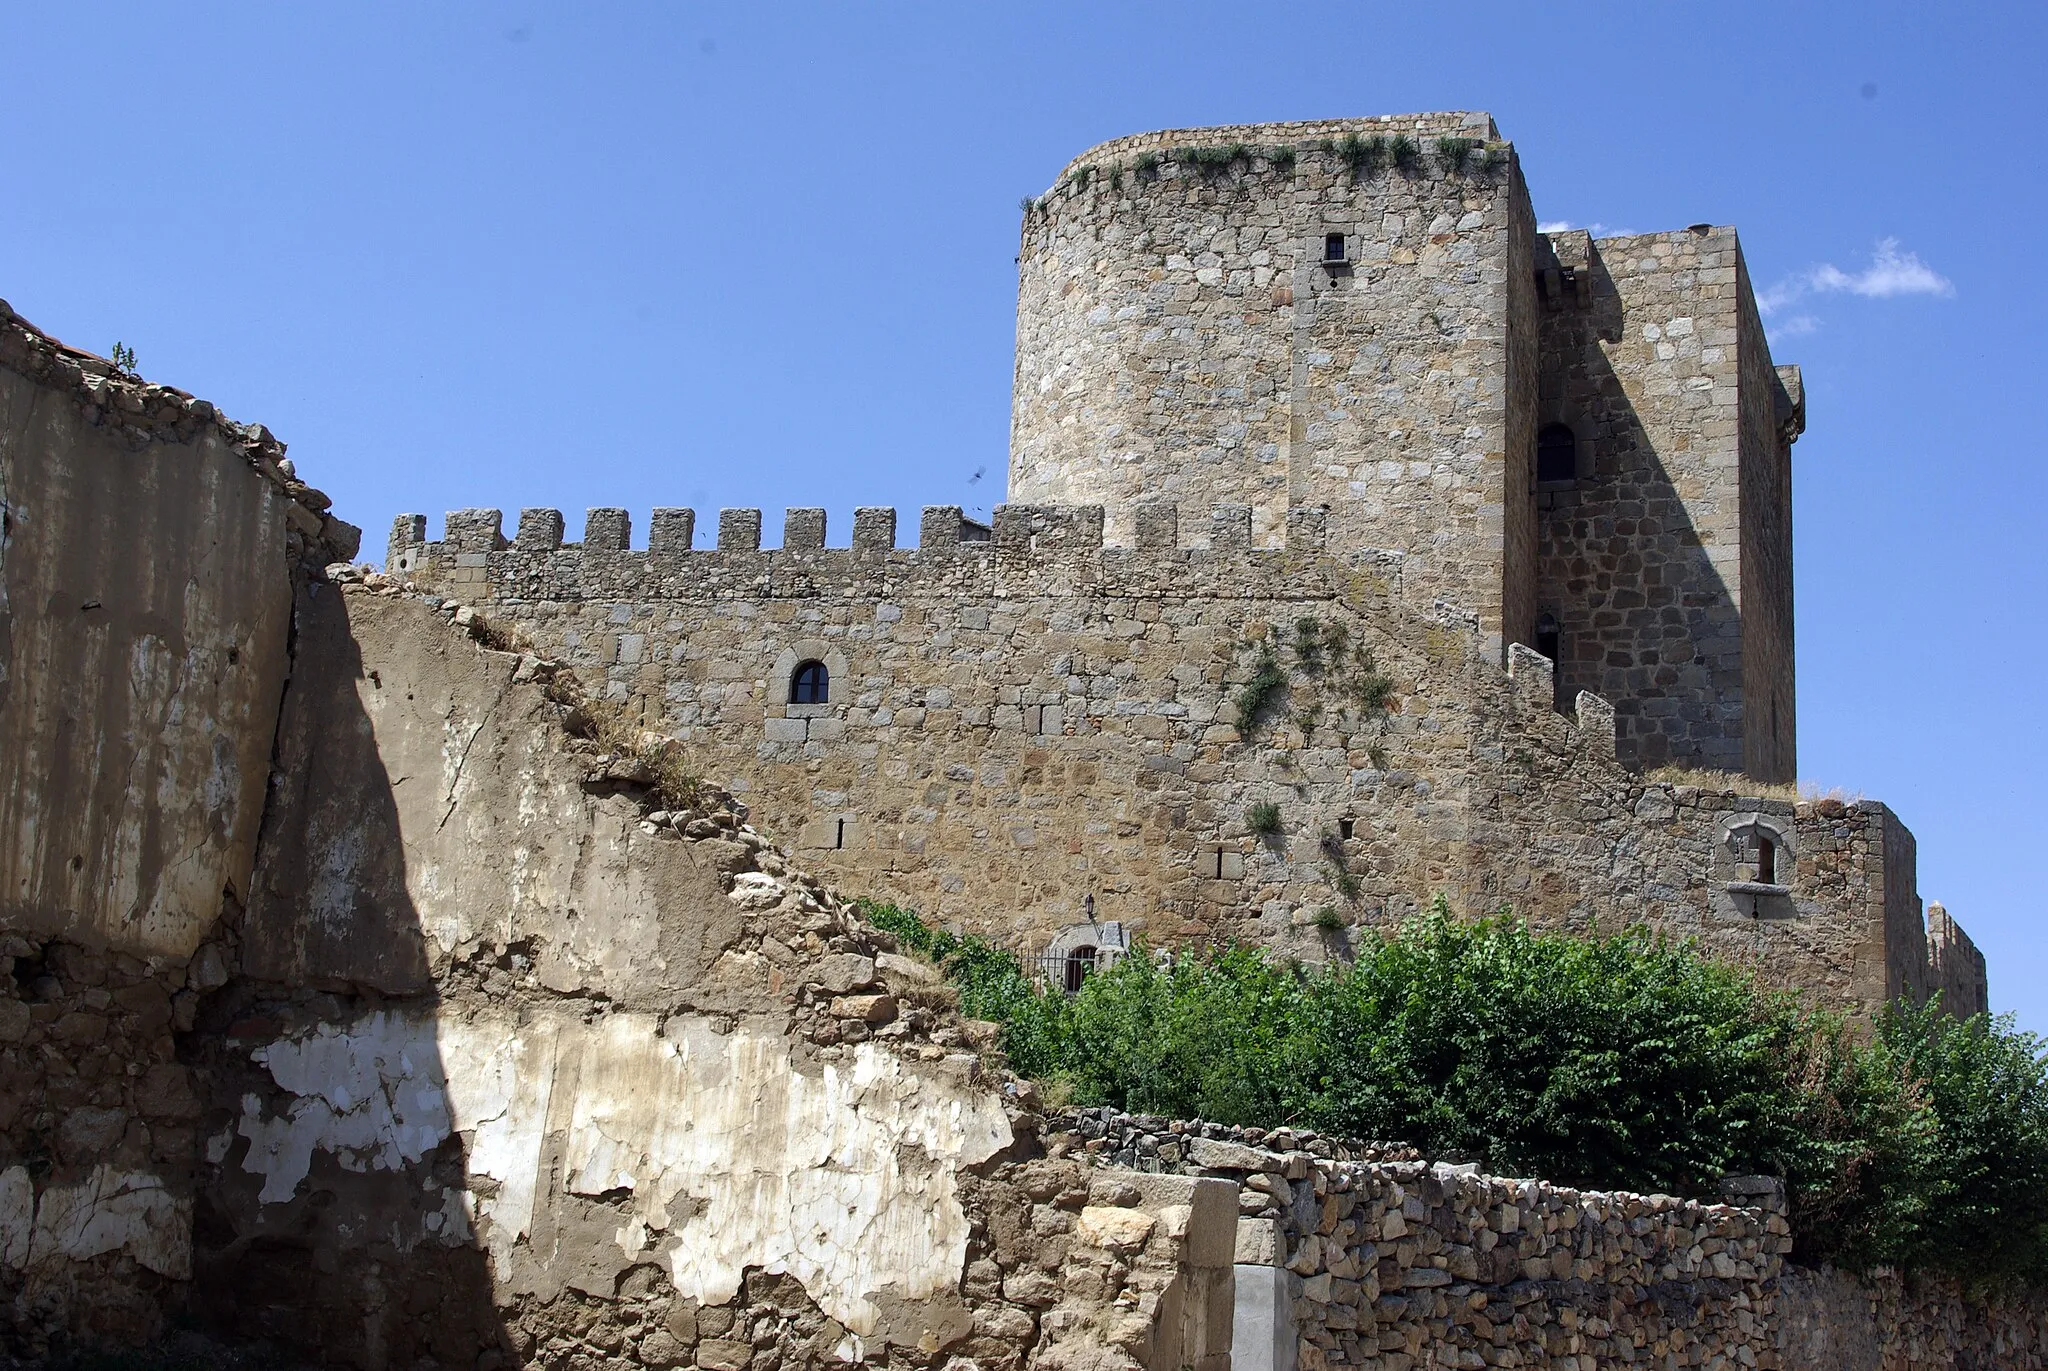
[1245,802,1283,836]
[1388,134,1420,172]
[1434,137,1476,173]
[865,897,2048,1289]
[109,341,138,377]
[1234,646,1287,729]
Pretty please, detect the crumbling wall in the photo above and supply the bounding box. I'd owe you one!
[189,583,1235,1370]
[0,302,354,1351]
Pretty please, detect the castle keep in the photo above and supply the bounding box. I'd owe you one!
[394,114,1965,1019]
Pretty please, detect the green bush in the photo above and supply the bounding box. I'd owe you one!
[859,896,2048,1287]
[1785,1000,2048,1287]
[1246,802,1283,835]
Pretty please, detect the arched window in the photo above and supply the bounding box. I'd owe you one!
[1063,946,1097,994]
[1536,423,1577,483]
[790,659,830,705]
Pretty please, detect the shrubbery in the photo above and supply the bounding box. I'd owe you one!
[860,896,2048,1288]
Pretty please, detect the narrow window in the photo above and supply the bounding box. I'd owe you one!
[1323,232,1347,264]
[1208,848,1225,880]
[1756,833,1777,886]
[1536,423,1576,483]
[791,659,829,705]
[1535,612,1561,665]
[1338,817,1355,841]
[833,819,846,850]
[1063,946,1097,994]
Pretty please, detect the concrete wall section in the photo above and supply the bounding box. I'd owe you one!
[197,586,1235,1370]
[0,358,289,960]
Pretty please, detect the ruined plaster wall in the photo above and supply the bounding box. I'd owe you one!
[1052,1108,2047,1370]
[0,302,356,1352]
[190,584,1235,1371]
[1534,228,1764,773]
[1009,115,1529,655]
[392,508,1963,1020]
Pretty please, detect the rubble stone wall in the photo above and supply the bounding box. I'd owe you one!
[391,510,1977,1018]
[1048,1107,2047,1370]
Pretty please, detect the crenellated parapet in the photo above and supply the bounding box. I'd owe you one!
[388,500,1420,611]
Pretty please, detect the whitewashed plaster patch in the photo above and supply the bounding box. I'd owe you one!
[0,1163,190,1279]
[236,1008,1010,1337]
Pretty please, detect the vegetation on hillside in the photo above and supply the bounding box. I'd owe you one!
[861,897,2048,1289]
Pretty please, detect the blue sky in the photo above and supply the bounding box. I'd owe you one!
[4,4,2041,1029]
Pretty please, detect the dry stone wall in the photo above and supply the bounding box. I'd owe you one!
[1049,1107,2048,1371]
[392,508,1980,1019]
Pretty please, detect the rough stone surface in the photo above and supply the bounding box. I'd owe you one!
[385,118,1975,1019]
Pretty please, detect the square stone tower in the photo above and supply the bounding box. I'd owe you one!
[1008,115,1800,781]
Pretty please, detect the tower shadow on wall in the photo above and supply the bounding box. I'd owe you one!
[1533,243,1742,775]
[182,577,513,1368]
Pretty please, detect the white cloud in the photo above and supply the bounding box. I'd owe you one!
[1538,219,1636,238]
[1771,314,1820,339]
[1758,238,1954,316]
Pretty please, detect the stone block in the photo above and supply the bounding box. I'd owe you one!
[1235,1216,1284,1266]
[812,954,877,994]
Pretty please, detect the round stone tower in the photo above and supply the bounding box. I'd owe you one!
[1008,113,1535,648]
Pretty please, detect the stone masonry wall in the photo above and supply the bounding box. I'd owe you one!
[1534,227,1790,777]
[1048,1107,2048,1370]
[1009,114,1528,659]
[391,505,1980,1020]
[1736,263,1799,783]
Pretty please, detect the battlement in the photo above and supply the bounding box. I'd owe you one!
[387,500,1402,607]
[1049,111,1500,183]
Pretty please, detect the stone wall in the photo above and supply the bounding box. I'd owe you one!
[0,302,355,1350]
[1048,1106,2048,1370]
[1533,227,1795,778]
[1009,114,1527,658]
[390,506,1979,1019]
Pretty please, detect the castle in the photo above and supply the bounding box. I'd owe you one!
[0,111,2029,1369]
[395,113,1975,1018]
